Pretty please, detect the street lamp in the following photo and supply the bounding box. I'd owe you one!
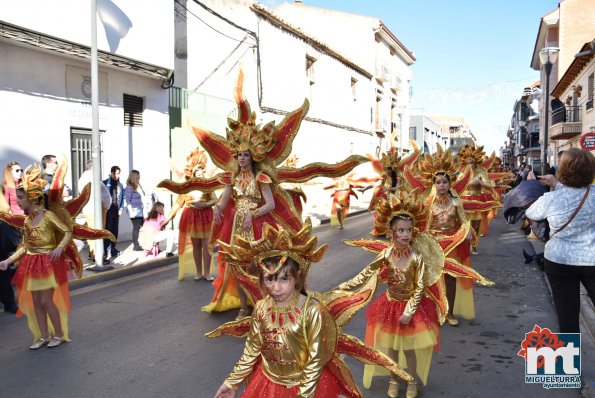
[539,47,560,175]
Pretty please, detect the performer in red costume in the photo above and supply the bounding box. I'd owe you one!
[0,159,114,349]
[210,220,412,397]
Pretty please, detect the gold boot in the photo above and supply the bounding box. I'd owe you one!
[405,380,418,398]
[387,380,399,398]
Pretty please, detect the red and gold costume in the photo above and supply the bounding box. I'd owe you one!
[0,160,114,342]
[455,145,501,250]
[403,146,494,320]
[280,155,307,218]
[484,156,514,235]
[166,148,216,280]
[364,144,421,233]
[207,221,412,397]
[343,189,493,390]
[342,192,446,387]
[158,70,368,313]
[323,174,361,228]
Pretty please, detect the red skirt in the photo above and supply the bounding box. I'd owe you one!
[366,292,439,337]
[179,207,213,237]
[13,253,70,289]
[240,363,349,398]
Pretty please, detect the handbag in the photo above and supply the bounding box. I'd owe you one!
[550,185,590,238]
[127,206,143,219]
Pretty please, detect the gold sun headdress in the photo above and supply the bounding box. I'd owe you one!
[217,219,326,278]
[457,144,486,167]
[20,163,47,202]
[374,189,428,237]
[183,148,208,178]
[226,69,276,163]
[414,144,458,189]
[379,147,404,172]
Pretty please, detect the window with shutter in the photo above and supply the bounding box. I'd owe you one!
[123,94,144,126]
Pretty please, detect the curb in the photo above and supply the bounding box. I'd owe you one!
[69,209,371,291]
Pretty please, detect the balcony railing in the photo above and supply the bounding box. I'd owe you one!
[549,106,582,140]
[552,106,581,125]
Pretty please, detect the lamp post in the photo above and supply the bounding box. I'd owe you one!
[539,47,560,175]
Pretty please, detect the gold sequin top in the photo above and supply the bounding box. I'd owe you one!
[230,171,269,242]
[463,167,493,196]
[340,248,425,318]
[8,210,72,263]
[428,195,467,233]
[224,295,335,397]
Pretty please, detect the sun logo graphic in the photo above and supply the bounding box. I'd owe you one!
[518,325,581,389]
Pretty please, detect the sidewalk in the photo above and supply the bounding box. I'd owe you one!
[526,236,595,398]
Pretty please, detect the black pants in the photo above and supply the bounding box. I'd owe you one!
[0,268,16,309]
[130,217,144,248]
[545,259,595,333]
[104,204,120,254]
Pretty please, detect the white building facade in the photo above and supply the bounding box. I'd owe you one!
[1,0,174,240]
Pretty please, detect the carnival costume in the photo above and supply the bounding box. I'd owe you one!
[403,145,494,320]
[0,159,114,342]
[455,145,501,250]
[169,148,215,280]
[158,70,368,313]
[484,156,514,234]
[207,220,412,397]
[323,174,362,228]
[342,190,493,391]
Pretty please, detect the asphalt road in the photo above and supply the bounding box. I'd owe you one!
[0,214,586,398]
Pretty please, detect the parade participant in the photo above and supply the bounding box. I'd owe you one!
[0,159,114,349]
[363,144,421,236]
[210,221,411,398]
[323,174,361,229]
[0,193,19,313]
[3,161,24,215]
[404,145,495,324]
[456,144,500,254]
[158,69,367,318]
[341,191,446,398]
[164,148,216,281]
[481,155,514,236]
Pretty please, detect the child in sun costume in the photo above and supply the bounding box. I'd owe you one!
[0,159,114,349]
[158,71,368,316]
[164,148,216,281]
[363,144,421,236]
[209,220,412,397]
[341,189,493,398]
[403,145,494,324]
[455,144,501,253]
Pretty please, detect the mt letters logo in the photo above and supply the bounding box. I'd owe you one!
[518,325,581,389]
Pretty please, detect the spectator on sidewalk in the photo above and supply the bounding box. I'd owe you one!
[0,193,19,313]
[139,202,175,257]
[41,155,72,197]
[124,169,146,251]
[103,166,124,257]
[2,161,24,215]
[526,148,595,333]
[78,160,111,263]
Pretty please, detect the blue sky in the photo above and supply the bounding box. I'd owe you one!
[265,0,560,154]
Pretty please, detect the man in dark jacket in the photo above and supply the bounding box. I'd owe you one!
[103,166,125,258]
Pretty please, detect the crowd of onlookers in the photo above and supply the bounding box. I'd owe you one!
[0,155,175,313]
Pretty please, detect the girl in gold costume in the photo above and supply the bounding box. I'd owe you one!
[0,176,71,349]
[165,148,216,281]
[0,160,114,350]
[210,221,410,398]
[342,191,447,398]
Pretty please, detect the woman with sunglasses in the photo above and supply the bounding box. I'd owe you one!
[2,162,25,215]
